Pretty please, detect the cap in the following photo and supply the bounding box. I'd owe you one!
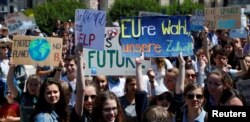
[0,38,13,47]
[154,85,169,96]
[34,28,41,33]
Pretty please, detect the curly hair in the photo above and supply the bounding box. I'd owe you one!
[91,91,124,122]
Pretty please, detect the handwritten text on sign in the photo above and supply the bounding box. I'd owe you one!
[84,27,150,75]
[205,6,241,29]
[75,9,106,50]
[12,35,62,66]
[120,16,193,57]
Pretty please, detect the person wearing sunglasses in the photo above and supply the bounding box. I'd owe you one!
[70,45,97,122]
[175,83,207,122]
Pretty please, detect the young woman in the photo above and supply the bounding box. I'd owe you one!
[204,69,234,109]
[30,78,69,122]
[176,83,207,122]
[119,76,137,122]
[93,75,108,94]
[91,91,124,122]
[7,58,41,122]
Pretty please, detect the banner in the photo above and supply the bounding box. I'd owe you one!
[12,35,62,66]
[236,79,250,106]
[75,9,106,50]
[139,11,165,17]
[4,12,36,34]
[190,10,205,31]
[205,6,241,30]
[84,27,151,76]
[229,28,248,38]
[120,16,193,57]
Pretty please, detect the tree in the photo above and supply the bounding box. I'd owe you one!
[33,0,85,34]
[165,0,204,15]
[108,0,162,25]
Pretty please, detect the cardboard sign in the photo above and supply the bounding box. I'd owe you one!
[190,10,205,31]
[84,27,151,76]
[120,16,193,57]
[236,79,250,105]
[205,6,241,29]
[12,35,62,66]
[4,12,36,34]
[75,9,106,50]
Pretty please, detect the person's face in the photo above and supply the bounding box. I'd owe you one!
[245,56,250,67]
[164,73,176,92]
[156,92,172,109]
[215,54,228,67]
[185,88,204,109]
[84,86,97,113]
[44,84,60,105]
[102,98,118,122]
[207,74,224,97]
[95,75,108,92]
[0,47,7,56]
[224,45,233,53]
[185,69,196,84]
[27,79,40,95]
[64,59,76,77]
[126,79,137,93]
[221,97,244,106]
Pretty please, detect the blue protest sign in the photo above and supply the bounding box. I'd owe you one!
[190,10,205,31]
[120,16,193,57]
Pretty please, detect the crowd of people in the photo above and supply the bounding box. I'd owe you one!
[0,17,249,122]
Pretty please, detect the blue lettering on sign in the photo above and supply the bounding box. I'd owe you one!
[218,20,236,29]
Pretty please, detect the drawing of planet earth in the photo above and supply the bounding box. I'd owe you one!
[28,38,51,61]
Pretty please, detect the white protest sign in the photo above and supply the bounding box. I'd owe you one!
[75,9,106,50]
[236,79,250,105]
[5,12,36,34]
[84,27,151,76]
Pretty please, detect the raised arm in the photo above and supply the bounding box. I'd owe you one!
[135,53,145,91]
[175,53,185,94]
[74,44,85,117]
[7,57,18,98]
[54,60,64,80]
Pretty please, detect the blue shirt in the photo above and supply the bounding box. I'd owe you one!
[34,111,59,122]
[182,108,206,122]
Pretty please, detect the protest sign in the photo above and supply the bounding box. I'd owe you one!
[120,16,193,57]
[12,35,62,66]
[205,6,241,30]
[139,11,165,17]
[236,79,250,105]
[75,9,106,50]
[4,11,36,34]
[190,10,205,31]
[229,28,248,38]
[84,27,151,76]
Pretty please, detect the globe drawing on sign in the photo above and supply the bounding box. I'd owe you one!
[28,38,51,61]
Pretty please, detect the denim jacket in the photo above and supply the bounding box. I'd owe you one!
[34,111,59,122]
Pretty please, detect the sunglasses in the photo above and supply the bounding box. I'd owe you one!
[157,93,173,101]
[186,74,196,78]
[187,94,203,100]
[84,95,96,101]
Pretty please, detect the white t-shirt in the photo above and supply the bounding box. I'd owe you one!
[0,59,9,82]
[108,77,125,97]
[61,76,76,107]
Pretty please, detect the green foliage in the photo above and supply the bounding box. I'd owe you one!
[165,0,204,15]
[33,0,85,34]
[108,0,162,25]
